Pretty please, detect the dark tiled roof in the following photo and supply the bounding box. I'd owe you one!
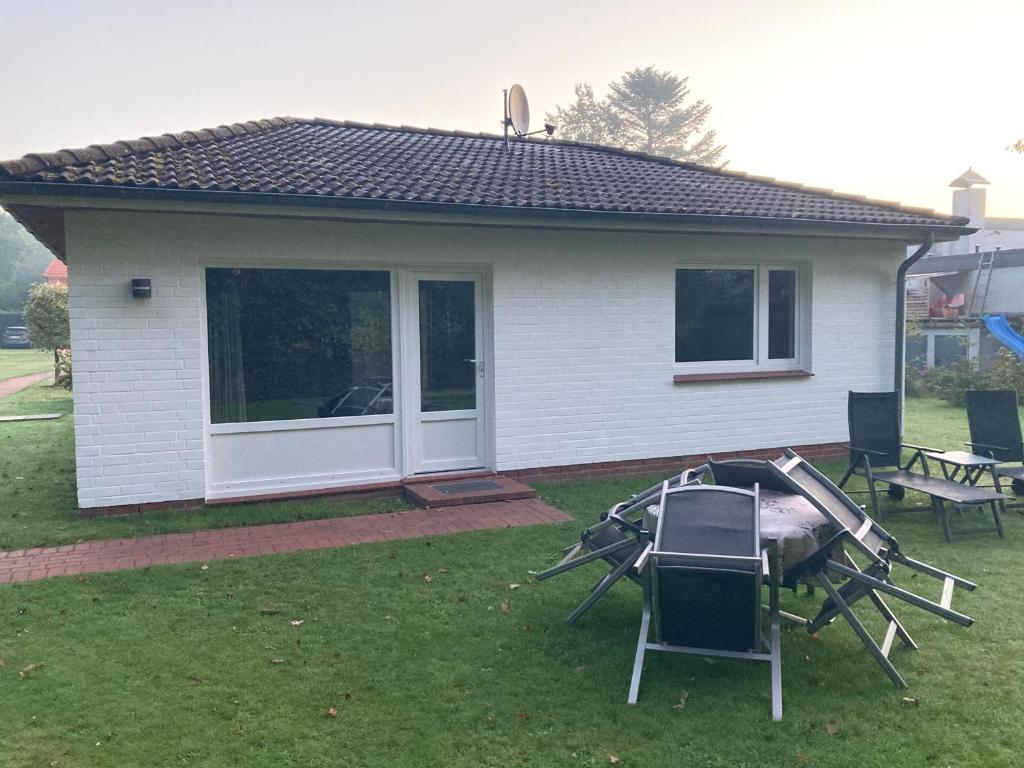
[0,116,965,230]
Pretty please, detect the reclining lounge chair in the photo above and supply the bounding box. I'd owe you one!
[839,391,1005,541]
[966,389,1024,497]
[713,450,977,688]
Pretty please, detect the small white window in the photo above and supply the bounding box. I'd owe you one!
[674,265,804,374]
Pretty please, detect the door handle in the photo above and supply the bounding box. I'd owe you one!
[463,358,481,364]
[464,358,485,376]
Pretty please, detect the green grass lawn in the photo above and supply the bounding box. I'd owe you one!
[0,349,52,380]
[0,394,1022,765]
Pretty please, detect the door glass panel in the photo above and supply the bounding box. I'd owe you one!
[419,280,476,412]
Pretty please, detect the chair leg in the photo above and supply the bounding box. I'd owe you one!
[865,589,917,650]
[627,595,652,705]
[992,501,1005,538]
[817,574,908,689]
[869,478,885,520]
[566,555,638,624]
[838,465,856,488]
[770,613,782,722]
[768,558,783,722]
[933,497,952,543]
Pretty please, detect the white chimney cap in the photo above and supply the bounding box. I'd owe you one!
[949,168,990,188]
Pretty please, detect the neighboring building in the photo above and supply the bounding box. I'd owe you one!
[906,169,1024,369]
[0,117,968,513]
[43,257,67,284]
[929,169,1024,256]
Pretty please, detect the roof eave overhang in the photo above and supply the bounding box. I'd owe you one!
[0,181,974,255]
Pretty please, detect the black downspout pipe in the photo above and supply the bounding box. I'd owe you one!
[896,232,934,429]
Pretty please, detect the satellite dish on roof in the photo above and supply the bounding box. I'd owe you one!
[507,84,530,136]
[502,83,556,151]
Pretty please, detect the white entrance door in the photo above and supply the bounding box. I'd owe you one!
[402,273,487,474]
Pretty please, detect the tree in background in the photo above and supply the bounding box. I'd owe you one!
[0,209,53,319]
[546,66,725,166]
[24,282,70,381]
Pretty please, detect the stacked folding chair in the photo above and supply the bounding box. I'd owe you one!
[714,450,976,688]
[628,482,783,721]
[533,468,703,623]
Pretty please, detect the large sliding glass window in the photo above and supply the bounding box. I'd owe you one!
[205,268,392,424]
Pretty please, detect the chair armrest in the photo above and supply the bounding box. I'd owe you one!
[848,445,888,458]
[634,543,654,573]
[966,441,1010,454]
[903,442,943,454]
[681,464,710,485]
[606,510,647,537]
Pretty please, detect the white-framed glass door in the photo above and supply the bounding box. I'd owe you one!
[401,272,487,474]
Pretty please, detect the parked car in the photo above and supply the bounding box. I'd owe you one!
[0,326,31,349]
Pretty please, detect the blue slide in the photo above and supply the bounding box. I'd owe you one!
[982,315,1024,360]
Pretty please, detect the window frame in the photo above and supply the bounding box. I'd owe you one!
[200,262,402,435]
[673,263,805,376]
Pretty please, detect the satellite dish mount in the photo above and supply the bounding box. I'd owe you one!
[503,83,555,151]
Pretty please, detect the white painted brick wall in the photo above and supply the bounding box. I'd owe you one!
[66,212,206,509]
[65,210,901,507]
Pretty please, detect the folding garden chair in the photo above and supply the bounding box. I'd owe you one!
[533,468,705,623]
[725,449,977,689]
[966,389,1024,497]
[628,483,782,721]
[839,391,1005,541]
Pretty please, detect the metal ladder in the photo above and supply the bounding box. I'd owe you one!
[966,248,998,317]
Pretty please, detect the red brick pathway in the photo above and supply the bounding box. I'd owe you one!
[0,498,573,584]
[0,371,51,399]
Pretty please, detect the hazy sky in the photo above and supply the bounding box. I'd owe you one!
[2,0,1022,216]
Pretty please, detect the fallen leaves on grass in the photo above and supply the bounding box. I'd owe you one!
[825,720,839,735]
[438,567,449,574]
[902,697,919,707]
[423,574,433,583]
[508,583,520,591]
[290,620,304,627]
[609,754,620,765]
[189,675,204,687]
[270,658,286,665]
[0,657,5,667]
[499,601,510,614]
[486,714,497,729]
[672,690,688,711]
[327,707,338,718]
[200,564,209,571]
[515,711,529,721]
[19,662,44,678]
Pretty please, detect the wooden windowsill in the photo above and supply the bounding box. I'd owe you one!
[673,369,814,383]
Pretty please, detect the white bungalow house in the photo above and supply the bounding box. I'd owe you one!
[0,117,969,513]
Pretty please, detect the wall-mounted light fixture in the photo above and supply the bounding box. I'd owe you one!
[131,278,152,299]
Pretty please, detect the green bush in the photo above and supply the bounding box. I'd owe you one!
[907,348,1024,406]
